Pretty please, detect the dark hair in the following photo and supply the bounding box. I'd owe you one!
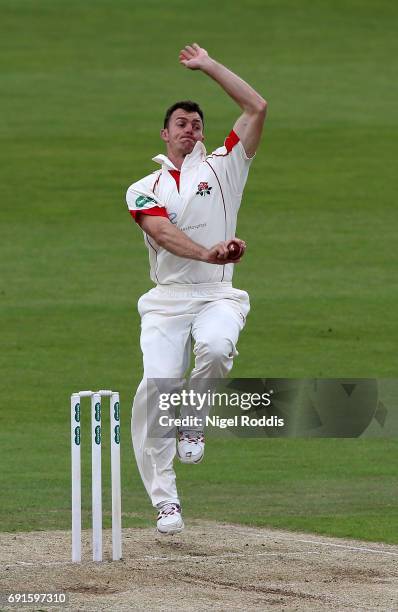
[163,100,204,129]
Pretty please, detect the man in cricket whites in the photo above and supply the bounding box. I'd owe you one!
[126,43,267,534]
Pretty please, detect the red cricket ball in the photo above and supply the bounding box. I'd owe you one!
[227,240,243,260]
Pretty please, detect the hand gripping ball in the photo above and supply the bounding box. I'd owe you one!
[228,240,244,260]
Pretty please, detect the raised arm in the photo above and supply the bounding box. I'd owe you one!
[179,43,267,158]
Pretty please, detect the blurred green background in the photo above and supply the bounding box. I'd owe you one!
[1,0,397,543]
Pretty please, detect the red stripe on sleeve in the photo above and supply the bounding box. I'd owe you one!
[224,130,240,153]
[130,206,168,223]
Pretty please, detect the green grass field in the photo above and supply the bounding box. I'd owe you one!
[1,0,397,544]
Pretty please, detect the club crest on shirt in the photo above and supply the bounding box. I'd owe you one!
[196,182,212,197]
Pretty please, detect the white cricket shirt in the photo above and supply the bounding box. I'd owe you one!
[125,130,253,285]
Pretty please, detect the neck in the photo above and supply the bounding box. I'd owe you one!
[166,151,185,170]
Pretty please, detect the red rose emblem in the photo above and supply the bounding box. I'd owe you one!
[196,182,213,197]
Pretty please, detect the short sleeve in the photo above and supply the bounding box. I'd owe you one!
[207,130,254,195]
[126,171,168,223]
[129,206,168,223]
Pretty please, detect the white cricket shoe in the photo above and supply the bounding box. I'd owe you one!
[177,430,205,464]
[157,503,184,535]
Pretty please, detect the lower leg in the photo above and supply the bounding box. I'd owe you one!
[132,379,180,507]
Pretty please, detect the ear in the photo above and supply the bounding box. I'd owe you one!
[160,128,169,143]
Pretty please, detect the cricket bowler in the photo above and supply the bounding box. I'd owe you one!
[125,43,267,533]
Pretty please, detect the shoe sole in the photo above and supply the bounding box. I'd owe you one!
[157,521,185,535]
[176,448,204,464]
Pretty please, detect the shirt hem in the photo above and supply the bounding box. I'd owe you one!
[155,281,233,291]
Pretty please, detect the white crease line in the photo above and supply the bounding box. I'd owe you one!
[286,538,398,557]
[142,551,321,562]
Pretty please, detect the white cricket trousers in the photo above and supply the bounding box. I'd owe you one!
[131,282,250,508]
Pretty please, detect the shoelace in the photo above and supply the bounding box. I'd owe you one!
[178,431,205,444]
[157,503,181,519]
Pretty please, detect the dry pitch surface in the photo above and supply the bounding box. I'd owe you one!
[1,522,397,611]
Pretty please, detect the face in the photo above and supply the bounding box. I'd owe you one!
[161,109,204,157]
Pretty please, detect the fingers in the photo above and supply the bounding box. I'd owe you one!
[206,239,246,265]
[207,242,228,262]
[179,44,208,70]
[179,50,190,63]
[220,240,246,258]
[228,237,246,247]
[215,243,229,260]
[179,43,201,59]
[207,250,241,264]
[179,46,195,67]
[179,45,196,60]
[225,238,246,255]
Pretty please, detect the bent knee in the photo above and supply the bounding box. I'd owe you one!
[194,337,236,362]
